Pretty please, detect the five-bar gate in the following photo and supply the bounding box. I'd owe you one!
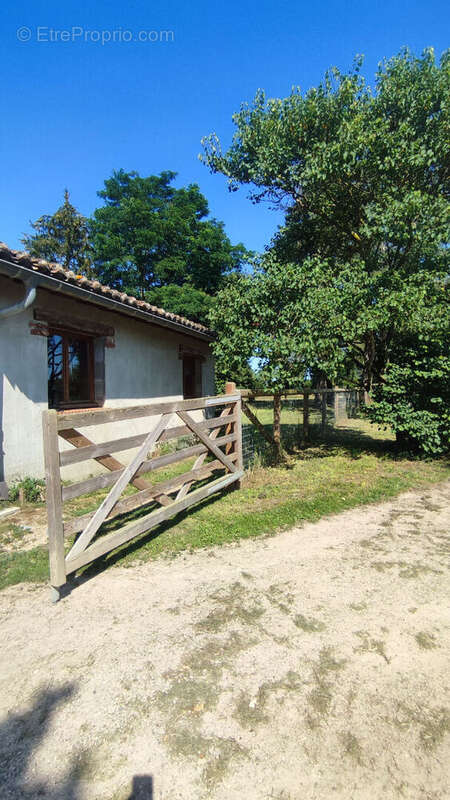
[42,389,243,600]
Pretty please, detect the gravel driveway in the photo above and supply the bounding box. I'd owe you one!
[0,481,449,800]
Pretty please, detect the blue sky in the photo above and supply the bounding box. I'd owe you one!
[1,0,448,255]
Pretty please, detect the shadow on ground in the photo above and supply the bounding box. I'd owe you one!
[68,487,229,591]
[0,684,153,799]
[243,416,399,465]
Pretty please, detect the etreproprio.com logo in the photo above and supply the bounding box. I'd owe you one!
[16,26,175,45]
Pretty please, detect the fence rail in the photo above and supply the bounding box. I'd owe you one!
[43,390,243,600]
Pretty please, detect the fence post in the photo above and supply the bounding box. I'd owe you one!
[333,386,340,422]
[334,387,349,422]
[226,382,243,486]
[302,390,310,445]
[42,409,66,601]
[225,381,236,396]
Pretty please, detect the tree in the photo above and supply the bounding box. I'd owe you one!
[146,284,214,326]
[209,255,312,460]
[203,49,450,452]
[89,170,247,305]
[367,278,450,455]
[22,190,92,275]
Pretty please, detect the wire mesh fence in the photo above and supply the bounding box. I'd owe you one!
[241,389,364,469]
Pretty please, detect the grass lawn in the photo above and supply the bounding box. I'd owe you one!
[0,414,448,591]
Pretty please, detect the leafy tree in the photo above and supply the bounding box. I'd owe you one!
[89,170,247,303]
[146,284,213,326]
[368,278,450,454]
[22,190,92,275]
[203,49,450,452]
[209,255,312,459]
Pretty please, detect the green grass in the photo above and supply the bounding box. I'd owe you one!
[0,546,50,590]
[0,416,448,591]
[0,522,28,545]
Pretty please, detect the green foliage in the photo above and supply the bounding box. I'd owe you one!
[8,477,45,503]
[368,288,450,455]
[210,255,310,393]
[146,283,213,326]
[90,169,247,298]
[203,49,450,451]
[209,254,314,457]
[22,189,92,275]
[214,360,266,395]
[21,171,248,326]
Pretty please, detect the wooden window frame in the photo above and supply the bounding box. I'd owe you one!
[48,328,98,410]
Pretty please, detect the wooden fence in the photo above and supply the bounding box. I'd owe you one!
[238,386,362,449]
[43,388,243,600]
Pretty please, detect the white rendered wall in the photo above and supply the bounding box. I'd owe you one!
[0,278,215,484]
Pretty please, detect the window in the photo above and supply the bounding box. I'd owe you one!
[48,331,96,409]
[182,355,202,399]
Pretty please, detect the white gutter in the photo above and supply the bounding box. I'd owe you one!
[0,267,38,319]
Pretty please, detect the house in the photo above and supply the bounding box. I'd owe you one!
[0,243,215,496]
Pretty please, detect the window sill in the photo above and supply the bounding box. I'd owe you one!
[54,403,100,414]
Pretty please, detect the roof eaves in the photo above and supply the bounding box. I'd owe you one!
[0,243,214,341]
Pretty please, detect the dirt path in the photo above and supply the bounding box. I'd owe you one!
[0,482,449,800]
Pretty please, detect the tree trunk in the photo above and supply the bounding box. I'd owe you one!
[363,332,375,394]
[273,392,283,461]
[242,400,276,448]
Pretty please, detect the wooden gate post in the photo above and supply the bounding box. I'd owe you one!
[225,381,237,396]
[42,409,66,602]
[226,382,243,486]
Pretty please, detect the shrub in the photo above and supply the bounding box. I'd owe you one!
[368,330,450,456]
[8,477,46,504]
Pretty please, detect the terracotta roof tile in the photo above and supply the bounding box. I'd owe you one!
[0,242,212,336]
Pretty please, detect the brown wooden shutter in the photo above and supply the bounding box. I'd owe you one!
[195,358,202,397]
[93,337,106,406]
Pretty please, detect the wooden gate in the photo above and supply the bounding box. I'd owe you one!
[42,389,243,599]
